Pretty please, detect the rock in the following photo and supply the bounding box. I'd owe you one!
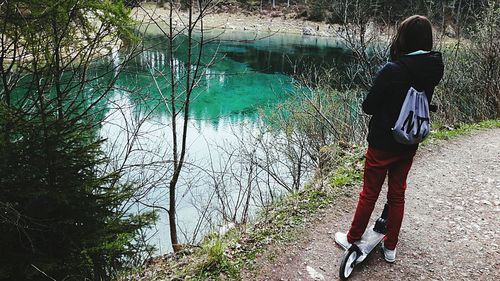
[481,199,493,206]
[302,27,316,36]
[270,11,284,18]
[219,222,235,236]
[306,266,325,280]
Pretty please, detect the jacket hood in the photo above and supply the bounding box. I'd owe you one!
[399,51,444,88]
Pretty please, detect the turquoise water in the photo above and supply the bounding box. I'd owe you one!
[100,31,351,253]
[112,31,350,120]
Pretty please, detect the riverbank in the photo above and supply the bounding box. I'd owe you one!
[117,119,500,280]
[118,144,366,280]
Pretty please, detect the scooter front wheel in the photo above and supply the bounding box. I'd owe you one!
[339,247,358,280]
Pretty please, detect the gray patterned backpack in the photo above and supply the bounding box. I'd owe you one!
[391,86,430,144]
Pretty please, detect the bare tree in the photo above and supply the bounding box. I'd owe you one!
[138,0,221,252]
[329,0,394,91]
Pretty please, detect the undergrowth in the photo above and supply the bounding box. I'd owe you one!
[118,146,365,280]
[119,119,499,280]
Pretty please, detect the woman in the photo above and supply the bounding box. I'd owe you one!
[335,15,444,262]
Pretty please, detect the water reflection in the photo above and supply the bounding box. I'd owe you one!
[115,43,293,129]
[223,38,350,76]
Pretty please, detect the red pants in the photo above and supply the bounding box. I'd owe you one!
[347,146,415,250]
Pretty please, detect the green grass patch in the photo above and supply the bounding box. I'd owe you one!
[330,165,363,188]
[429,119,500,141]
[328,146,364,188]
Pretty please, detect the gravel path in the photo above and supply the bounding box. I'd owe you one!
[243,128,500,280]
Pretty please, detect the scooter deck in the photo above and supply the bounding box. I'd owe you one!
[336,228,385,262]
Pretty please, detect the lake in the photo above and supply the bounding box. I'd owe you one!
[99,30,351,253]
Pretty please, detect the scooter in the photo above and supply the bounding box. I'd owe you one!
[335,204,389,280]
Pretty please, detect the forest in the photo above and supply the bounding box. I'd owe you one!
[0,0,498,280]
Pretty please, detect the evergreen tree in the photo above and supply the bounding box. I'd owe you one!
[0,108,156,280]
[0,1,156,280]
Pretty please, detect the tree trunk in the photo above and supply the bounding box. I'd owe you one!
[52,15,64,120]
[168,0,197,253]
[168,0,179,251]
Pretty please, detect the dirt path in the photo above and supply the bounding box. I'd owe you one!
[243,128,500,280]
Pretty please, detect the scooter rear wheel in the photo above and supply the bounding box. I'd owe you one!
[339,247,358,280]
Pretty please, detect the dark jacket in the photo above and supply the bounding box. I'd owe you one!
[362,51,444,152]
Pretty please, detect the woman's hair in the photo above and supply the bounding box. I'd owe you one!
[390,15,433,61]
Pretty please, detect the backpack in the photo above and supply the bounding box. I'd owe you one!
[391,86,430,145]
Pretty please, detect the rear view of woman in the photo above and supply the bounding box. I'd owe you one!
[335,15,444,262]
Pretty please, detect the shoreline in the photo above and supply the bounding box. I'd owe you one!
[132,2,337,37]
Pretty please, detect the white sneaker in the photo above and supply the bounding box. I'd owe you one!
[334,232,352,249]
[381,242,396,263]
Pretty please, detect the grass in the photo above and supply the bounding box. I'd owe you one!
[428,119,500,141]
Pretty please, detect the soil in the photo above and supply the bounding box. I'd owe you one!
[241,128,500,280]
